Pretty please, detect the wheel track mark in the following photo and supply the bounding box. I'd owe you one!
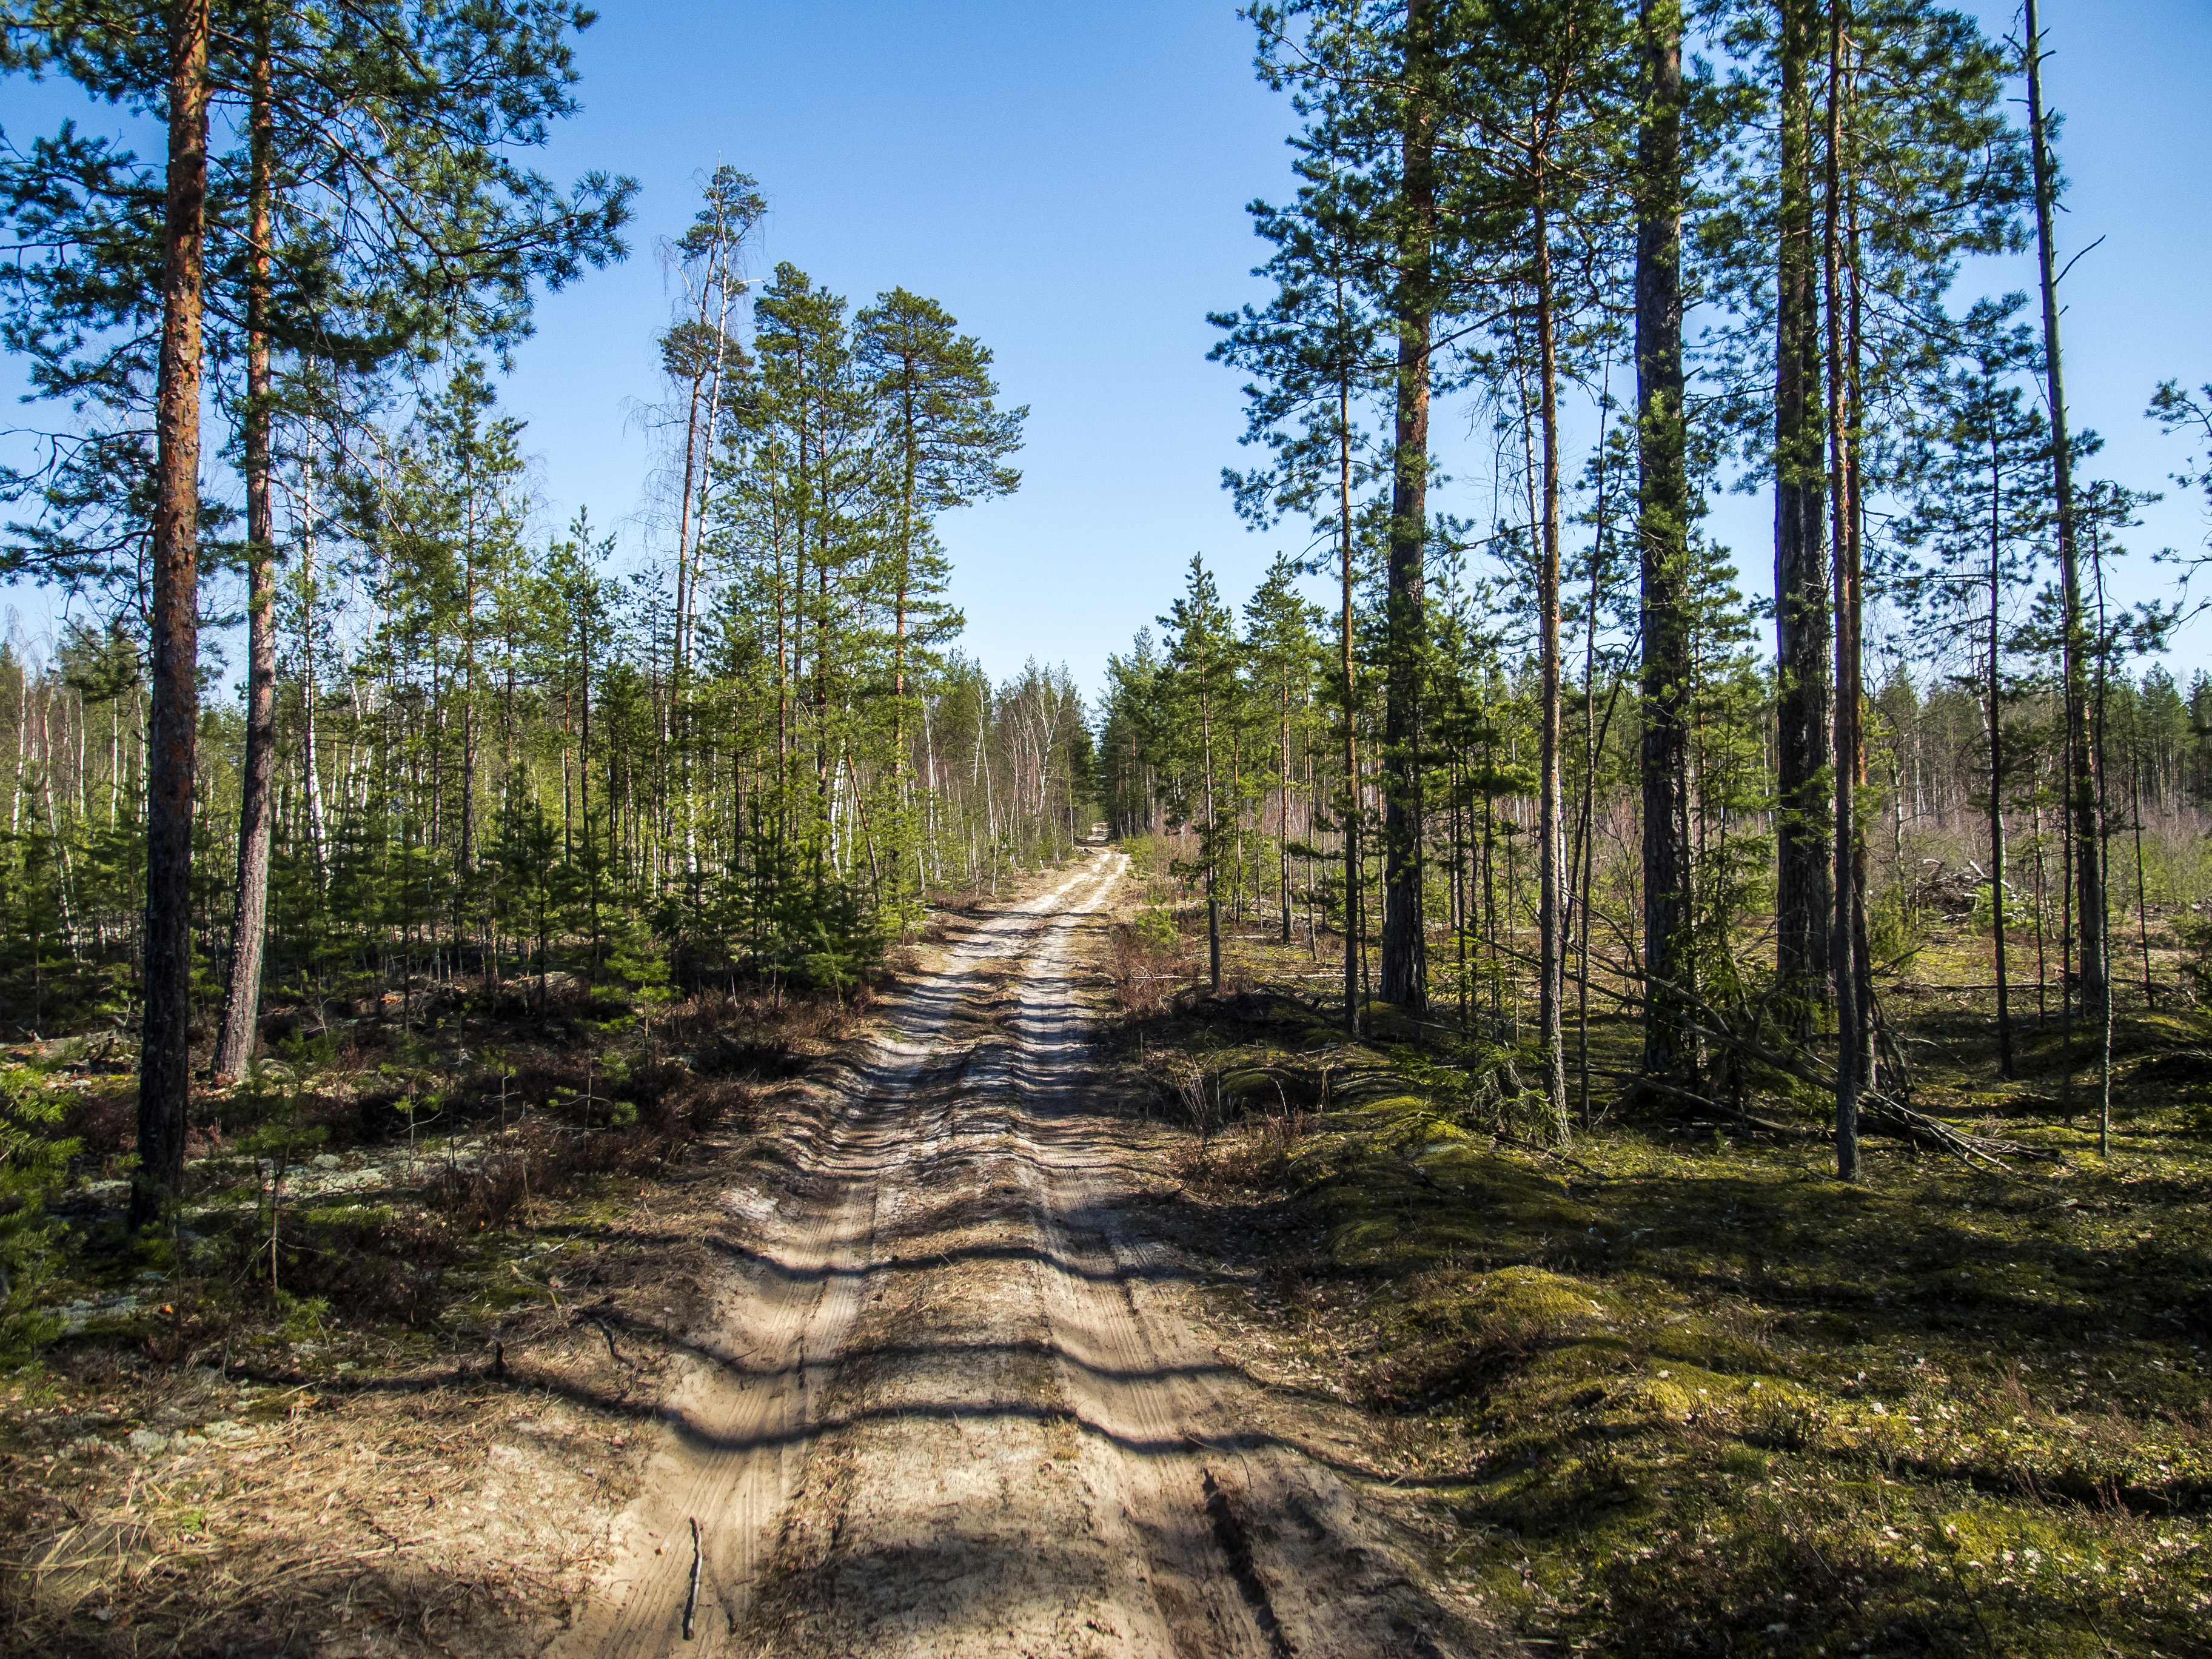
[1011,855,1278,1657]
[1202,1467,1297,1657]
[556,860,1108,1657]
[1012,853,1504,1659]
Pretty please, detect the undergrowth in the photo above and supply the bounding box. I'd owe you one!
[0,946,912,1653]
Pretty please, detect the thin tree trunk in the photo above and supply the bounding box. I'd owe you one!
[2132,741,2152,1004]
[2091,517,2115,1153]
[1637,0,1691,1085]
[1988,438,2013,1078]
[1535,173,1569,1145]
[299,462,329,880]
[2025,0,2104,1028]
[1336,274,1362,1034]
[215,22,276,1082]
[1381,0,1433,1011]
[1279,671,1292,944]
[1202,675,1222,993]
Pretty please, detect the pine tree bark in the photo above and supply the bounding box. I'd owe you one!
[1534,184,1569,1142]
[1202,675,1222,993]
[215,22,276,1083]
[1278,671,1292,944]
[133,0,212,1227]
[1824,2,1863,1179]
[1339,352,1362,1034]
[1381,0,1434,1012]
[2024,0,2103,1022]
[1773,0,1832,1032]
[1637,0,1692,1084]
[299,461,329,878]
[1988,444,2013,1079]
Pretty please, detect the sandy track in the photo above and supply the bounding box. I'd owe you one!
[558,853,1499,1658]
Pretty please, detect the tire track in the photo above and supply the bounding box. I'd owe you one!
[565,852,1501,1657]
[1011,853,1500,1658]
[556,862,1107,1658]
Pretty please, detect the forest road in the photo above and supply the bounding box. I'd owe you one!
[555,850,1504,1659]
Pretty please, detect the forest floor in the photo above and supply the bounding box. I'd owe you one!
[1105,866,2212,1657]
[0,851,1509,1657]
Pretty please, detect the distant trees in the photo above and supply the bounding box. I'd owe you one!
[1897,301,2049,1078]
[703,254,1034,959]
[0,290,1074,1072]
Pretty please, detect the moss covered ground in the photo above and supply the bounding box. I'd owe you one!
[1110,892,2212,1657]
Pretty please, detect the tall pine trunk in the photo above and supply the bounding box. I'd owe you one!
[1773,0,1832,1034]
[133,0,212,1227]
[1278,672,1292,944]
[215,19,276,1081]
[1824,3,1863,1179]
[1988,439,2013,1078]
[1381,0,1434,1012]
[1339,347,1362,1034]
[300,461,329,879]
[1637,0,1693,1084]
[1202,678,1222,993]
[2024,0,2103,1027]
[1534,178,1569,1144]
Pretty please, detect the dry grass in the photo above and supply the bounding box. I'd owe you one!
[0,970,874,1654]
[0,1330,664,1657]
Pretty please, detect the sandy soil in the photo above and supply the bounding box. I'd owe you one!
[555,851,1507,1658]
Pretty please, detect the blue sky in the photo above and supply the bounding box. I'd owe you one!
[497,0,1291,692]
[5,1,2209,698]
[506,0,2212,696]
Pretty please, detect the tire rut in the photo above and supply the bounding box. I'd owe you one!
[555,862,1109,1657]
[562,853,1507,1658]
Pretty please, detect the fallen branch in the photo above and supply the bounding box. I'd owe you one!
[1486,1130,1606,1178]
[1858,1091,2062,1171]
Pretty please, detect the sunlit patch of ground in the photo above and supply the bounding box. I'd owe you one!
[1102,871,2212,1657]
[0,942,948,1654]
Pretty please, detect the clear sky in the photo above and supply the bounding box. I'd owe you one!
[510,0,2212,696]
[498,0,1291,694]
[5,1,2210,699]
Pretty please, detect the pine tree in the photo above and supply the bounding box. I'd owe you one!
[856,287,1023,902]
[1771,0,1834,1040]
[1242,555,1322,944]
[1249,0,1450,1013]
[1,0,634,1217]
[1897,299,2047,1079]
[2022,0,2103,1030]
[1635,0,1694,1085]
[1451,0,1635,1139]
[1156,557,1241,994]
[1212,124,1388,1031]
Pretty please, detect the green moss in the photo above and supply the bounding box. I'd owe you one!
[1130,977,2212,1657]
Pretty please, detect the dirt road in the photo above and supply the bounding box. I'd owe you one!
[557,851,1497,1658]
